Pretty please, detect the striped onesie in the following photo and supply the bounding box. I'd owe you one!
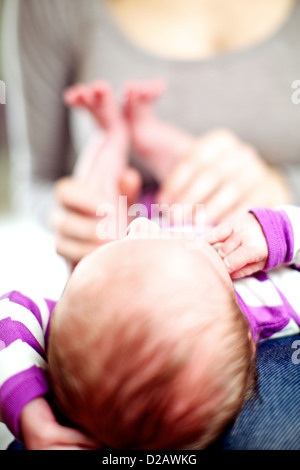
[1,205,300,442]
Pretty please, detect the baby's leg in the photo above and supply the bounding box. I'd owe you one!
[123,80,195,182]
[64,81,123,131]
[64,81,128,201]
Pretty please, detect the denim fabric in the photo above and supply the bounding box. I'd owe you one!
[211,334,300,450]
[7,440,26,450]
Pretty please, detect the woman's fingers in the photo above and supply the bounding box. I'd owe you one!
[157,153,198,204]
[55,177,100,215]
[119,167,143,206]
[50,207,100,242]
[55,235,101,264]
[157,129,239,204]
[51,177,107,263]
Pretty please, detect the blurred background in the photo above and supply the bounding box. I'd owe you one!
[0,0,10,217]
[0,0,68,302]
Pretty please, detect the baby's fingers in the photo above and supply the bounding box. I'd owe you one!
[205,223,242,263]
[205,223,233,246]
[230,260,267,279]
[222,245,250,274]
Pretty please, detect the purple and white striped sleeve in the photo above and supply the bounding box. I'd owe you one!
[275,205,300,267]
[0,291,56,439]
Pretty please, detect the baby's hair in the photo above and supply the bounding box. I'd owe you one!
[49,264,254,450]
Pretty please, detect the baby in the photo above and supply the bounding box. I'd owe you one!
[47,222,253,450]
[63,80,130,209]
[64,78,195,190]
[2,81,299,450]
[1,204,300,450]
[0,217,253,450]
[62,78,197,249]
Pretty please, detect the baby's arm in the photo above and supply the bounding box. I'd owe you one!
[206,205,300,279]
[260,205,300,268]
[0,291,97,449]
[0,291,50,438]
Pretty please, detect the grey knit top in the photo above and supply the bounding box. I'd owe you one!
[2,0,300,216]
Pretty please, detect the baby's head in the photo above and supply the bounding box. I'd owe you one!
[48,219,255,450]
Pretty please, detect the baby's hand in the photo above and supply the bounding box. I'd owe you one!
[19,397,99,450]
[205,212,269,279]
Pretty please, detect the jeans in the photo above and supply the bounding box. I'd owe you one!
[211,334,300,450]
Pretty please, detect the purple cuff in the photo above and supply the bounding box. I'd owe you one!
[235,290,258,341]
[250,208,294,270]
[0,366,50,439]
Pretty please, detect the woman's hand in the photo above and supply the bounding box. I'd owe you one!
[20,397,99,450]
[50,177,104,265]
[50,169,142,265]
[157,129,292,225]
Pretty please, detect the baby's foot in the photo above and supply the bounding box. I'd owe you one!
[123,79,194,182]
[123,79,166,123]
[64,80,125,133]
